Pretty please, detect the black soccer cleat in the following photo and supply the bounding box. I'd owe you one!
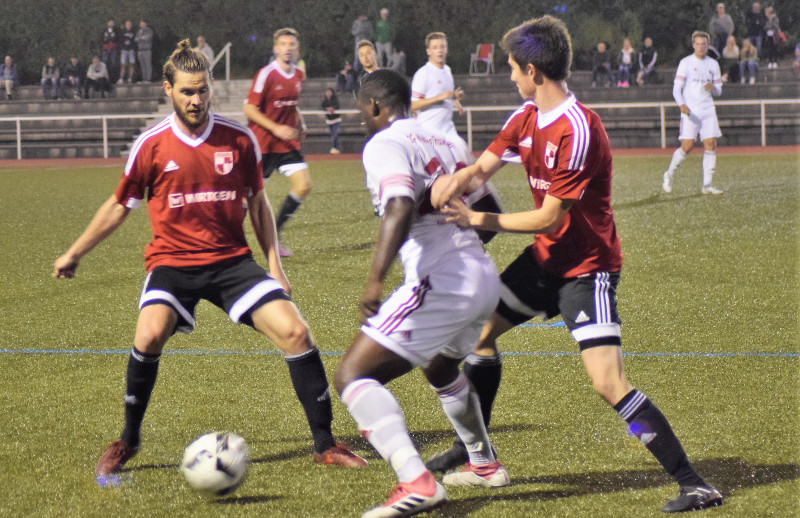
[424,439,468,473]
[662,485,723,513]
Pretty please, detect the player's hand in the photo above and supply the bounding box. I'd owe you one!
[359,281,383,321]
[431,171,467,209]
[679,105,691,116]
[703,83,713,91]
[53,254,79,279]
[272,269,293,296]
[454,86,464,101]
[454,99,465,115]
[273,124,300,141]
[440,198,473,228]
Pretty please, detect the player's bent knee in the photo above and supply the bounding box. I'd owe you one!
[275,322,311,355]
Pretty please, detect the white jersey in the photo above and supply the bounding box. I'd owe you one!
[411,62,458,137]
[362,118,485,281]
[673,54,722,117]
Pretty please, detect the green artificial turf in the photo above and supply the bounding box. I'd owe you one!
[0,152,797,517]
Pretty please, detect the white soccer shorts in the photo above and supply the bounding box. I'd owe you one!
[679,111,722,141]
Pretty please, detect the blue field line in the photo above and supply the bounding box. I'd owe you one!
[519,322,566,328]
[0,349,797,358]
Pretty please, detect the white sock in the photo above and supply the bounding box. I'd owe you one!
[667,148,687,174]
[434,372,496,466]
[702,150,716,186]
[341,378,426,483]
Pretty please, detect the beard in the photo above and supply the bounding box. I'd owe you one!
[173,100,209,131]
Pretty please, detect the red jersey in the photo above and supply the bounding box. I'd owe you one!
[487,95,623,277]
[115,114,264,271]
[245,61,304,154]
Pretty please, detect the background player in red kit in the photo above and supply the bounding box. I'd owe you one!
[244,27,310,257]
[428,16,723,514]
[53,40,365,484]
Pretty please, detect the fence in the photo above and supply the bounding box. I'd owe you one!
[0,99,797,160]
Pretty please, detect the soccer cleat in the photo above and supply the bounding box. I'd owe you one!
[701,185,723,195]
[662,485,723,513]
[277,242,293,258]
[424,439,468,473]
[442,461,510,488]
[96,439,138,476]
[662,171,674,193]
[313,441,368,468]
[362,472,447,518]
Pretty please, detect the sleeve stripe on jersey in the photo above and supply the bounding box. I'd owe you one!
[564,105,590,171]
[213,114,263,163]
[252,63,277,94]
[501,101,534,131]
[125,117,171,175]
[411,90,425,99]
[378,175,414,200]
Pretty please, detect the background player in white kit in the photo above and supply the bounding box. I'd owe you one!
[411,31,502,244]
[334,69,509,518]
[662,31,723,195]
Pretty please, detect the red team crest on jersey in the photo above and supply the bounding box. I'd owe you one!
[544,141,558,169]
[214,151,233,175]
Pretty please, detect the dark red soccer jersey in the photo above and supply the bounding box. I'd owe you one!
[487,96,623,277]
[245,62,304,154]
[115,114,264,271]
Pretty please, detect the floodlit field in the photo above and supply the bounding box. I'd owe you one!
[0,152,797,517]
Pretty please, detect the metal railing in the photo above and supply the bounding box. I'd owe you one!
[210,43,232,81]
[0,99,797,160]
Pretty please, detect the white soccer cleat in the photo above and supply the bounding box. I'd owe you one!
[442,461,510,488]
[701,184,723,195]
[662,171,674,193]
[362,473,447,518]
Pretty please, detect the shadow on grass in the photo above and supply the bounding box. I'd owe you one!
[614,193,702,211]
[216,494,284,505]
[441,457,799,516]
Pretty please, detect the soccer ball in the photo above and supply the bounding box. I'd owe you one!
[180,432,249,496]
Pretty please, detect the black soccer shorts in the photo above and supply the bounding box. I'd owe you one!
[139,254,290,334]
[496,245,622,350]
[261,150,306,179]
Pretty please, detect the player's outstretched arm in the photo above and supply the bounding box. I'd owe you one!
[443,194,572,235]
[360,196,414,320]
[53,195,130,279]
[431,150,503,208]
[243,103,300,141]
[247,189,291,294]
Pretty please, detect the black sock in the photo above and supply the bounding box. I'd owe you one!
[468,191,502,244]
[276,193,302,233]
[463,353,502,428]
[615,389,706,487]
[120,348,160,449]
[285,348,335,453]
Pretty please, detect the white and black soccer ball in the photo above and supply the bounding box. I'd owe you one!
[180,432,249,496]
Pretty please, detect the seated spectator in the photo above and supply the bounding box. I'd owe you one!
[321,87,341,154]
[195,35,215,64]
[637,37,659,85]
[617,38,635,87]
[740,38,759,84]
[591,42,614,87]
[41,56,61,99]
[793,42,800,79]
[61,56,85,99]
[389,45,406,75]
[720,35,740,83]
[0,55,18,100]
[85,56,111,98]
[336,60,355,93]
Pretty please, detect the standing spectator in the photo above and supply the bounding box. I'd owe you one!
[746,2,767,57]
[637,36,659,85]
[336,60,355,93]
[321,87,341,154]
[41,56,61,99]
[102,19,119,78]
[709,3,734,55]
[118,20,137,84]
[354,40,379,97]
[1,55,18,100]
[194,35,214,64]
[390,45,406,75]
[721,35,740,83]
[85,56,111,98]
[762,7,781,69]
[617,38,635,87]
[243,28,312,258]
[374,8,394,68]
[350,14,374,73]
[739,37,759,84]
[135,19,154,82]
[61,56,85,99]
[662,31,723,195]
[591,41,614,87]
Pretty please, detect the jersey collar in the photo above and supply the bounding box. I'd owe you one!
[170,113,215,147]
[536,93,577,129]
